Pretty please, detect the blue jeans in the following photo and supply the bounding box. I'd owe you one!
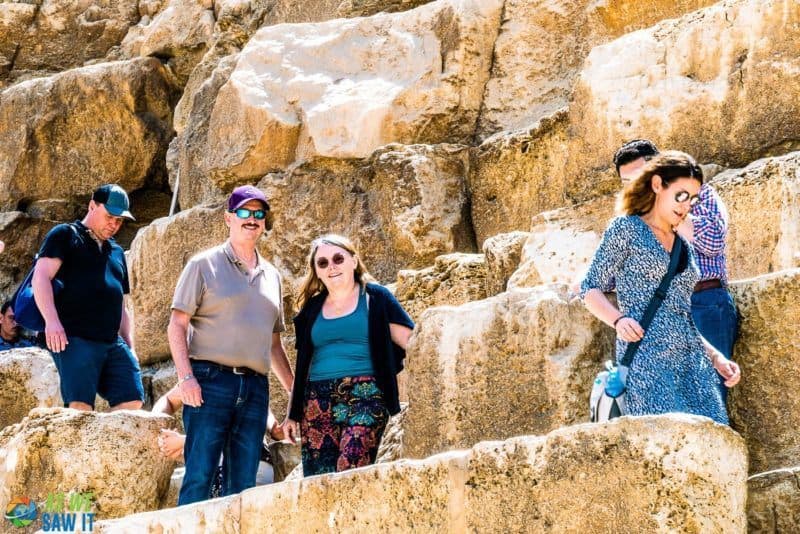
[691,287,739,403]
[178,361,269,505]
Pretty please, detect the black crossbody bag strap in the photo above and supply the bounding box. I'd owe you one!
[620,236,683,367]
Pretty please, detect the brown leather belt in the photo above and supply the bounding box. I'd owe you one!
[694,279,723,293]
[192,359,265,378]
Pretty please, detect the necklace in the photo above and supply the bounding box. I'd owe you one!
[85,227,104,250]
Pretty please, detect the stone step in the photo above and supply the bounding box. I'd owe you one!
[401,268,800,476]
[747,466,800,533]
[93,415,747,533]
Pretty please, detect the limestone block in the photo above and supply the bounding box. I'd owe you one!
[0,409,177,520]
[729,269,800,474]
[376,403,407,464]
[0,0,139,86]
[566,0,800,204]
[468,109,570,245]
[0,348,60,430]
[747,466,800,533]
[395,253,487,322]
[337,0,434,17]
[402,284,614,459]
[0,58,176,211]
[173,0,503,201]
[268,442,301,483]
[103,415,746,532]
[482,231,529,295]
[477,0,717,137]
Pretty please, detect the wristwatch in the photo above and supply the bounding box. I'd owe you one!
[179,374,194,384]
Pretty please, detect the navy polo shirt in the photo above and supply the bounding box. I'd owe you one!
[37,221,130,343]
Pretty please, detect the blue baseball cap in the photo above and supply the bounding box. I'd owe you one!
[92,184,135,220]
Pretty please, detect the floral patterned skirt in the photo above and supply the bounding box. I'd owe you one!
[301,375,389,477]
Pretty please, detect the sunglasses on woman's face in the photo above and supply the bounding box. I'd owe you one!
[316,253,347,269]
[674,190,701,207]
[230,208,267,220]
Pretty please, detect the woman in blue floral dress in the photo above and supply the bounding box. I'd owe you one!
[581,151,741,424]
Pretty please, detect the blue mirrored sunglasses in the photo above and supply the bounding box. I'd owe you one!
[230,208,267,220]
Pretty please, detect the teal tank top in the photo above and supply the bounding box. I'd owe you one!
[309,290,374,381]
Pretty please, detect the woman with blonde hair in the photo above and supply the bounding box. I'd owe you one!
[283,234,414,476]
[581,151,740,423]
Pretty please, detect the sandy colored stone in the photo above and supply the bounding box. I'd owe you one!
[173,0,503,200]
[376,403,407,464]
[477,0,717,137]
[0,0,139,87]
[468,109,570,245]
[564,0,800,204]
[268,442,300,483]
[482,231,529,296]
[103,415,746,532]
[0,58,177,211]
[395,253,487,322]
[402,284,614,459]
[0,348,60,430]
[336,0,434,17]
[729,269,800,474]
[747,466,800,533]
[0,408,177,521]
[95,494,240,533]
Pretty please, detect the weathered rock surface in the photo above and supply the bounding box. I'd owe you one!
[729,269,800,474]
[477,0,718,137]
[402,284,614,459]
[0,0,140,88]
[468,110,569,245]
[0,348,60,430]
[268,442,301,483]
[747,466,800,533]
[173,0,503,201]
[482,231,529,295]
[0,409,177,520]
[376,403,407,463]
[0,58,177,211]
[337,0,434,17]
[95,415,747,533]
[395,253,487,321]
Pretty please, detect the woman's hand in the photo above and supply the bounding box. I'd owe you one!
[712,354,741,387]
[281,418,300,444]
[615,317,644,343]
[158,429,186,461]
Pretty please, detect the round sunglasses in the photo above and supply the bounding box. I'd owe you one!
[316,252,347,269]
[230,208,267,220]
[674,190,700,207]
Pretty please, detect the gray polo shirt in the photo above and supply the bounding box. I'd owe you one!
[171,240,285,375]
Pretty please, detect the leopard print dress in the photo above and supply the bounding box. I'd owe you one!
[580,215,728,424]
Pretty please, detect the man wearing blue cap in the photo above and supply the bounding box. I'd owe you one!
[168,185,294,504]
[32,184,144,411]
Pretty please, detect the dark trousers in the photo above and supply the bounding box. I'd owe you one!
[691,287,739,403]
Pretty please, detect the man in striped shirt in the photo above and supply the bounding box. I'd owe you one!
[614,140,739,402]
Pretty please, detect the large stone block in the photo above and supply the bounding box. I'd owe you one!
[95,415,747,533]
[173,0,503,203]
[402,284,614,459]
[0,0,139,88]
[0,58,177,211]
[747,466,800,533]
[337,0,435,17]
[729,269,800,474]
[0,348,60,430]
[0,409,177,521]
[482,231,529,296]
[477,0,717,137]
[395,253,487,322]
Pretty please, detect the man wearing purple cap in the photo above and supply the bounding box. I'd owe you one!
[32,184,144,411]
[168,185,294,505]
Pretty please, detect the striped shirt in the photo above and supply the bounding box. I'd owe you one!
[691,184,729,284]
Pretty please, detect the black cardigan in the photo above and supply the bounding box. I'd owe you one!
[289,282,414,421]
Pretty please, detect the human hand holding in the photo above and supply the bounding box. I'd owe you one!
[158,429,185,461]
[713,354,741,387]
[615,317,644,343]
[179,377,203,407]
[281,418,300,444]
[45,318,68,353]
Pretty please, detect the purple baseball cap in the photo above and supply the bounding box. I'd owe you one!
[227,185,270,212]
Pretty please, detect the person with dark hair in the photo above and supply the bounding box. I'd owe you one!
[168,185,294,505]
[0,301,34,351]
[580,151,740,424]
[613,139,660,182]
[32,184,144,411]
[283,234,414,477]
